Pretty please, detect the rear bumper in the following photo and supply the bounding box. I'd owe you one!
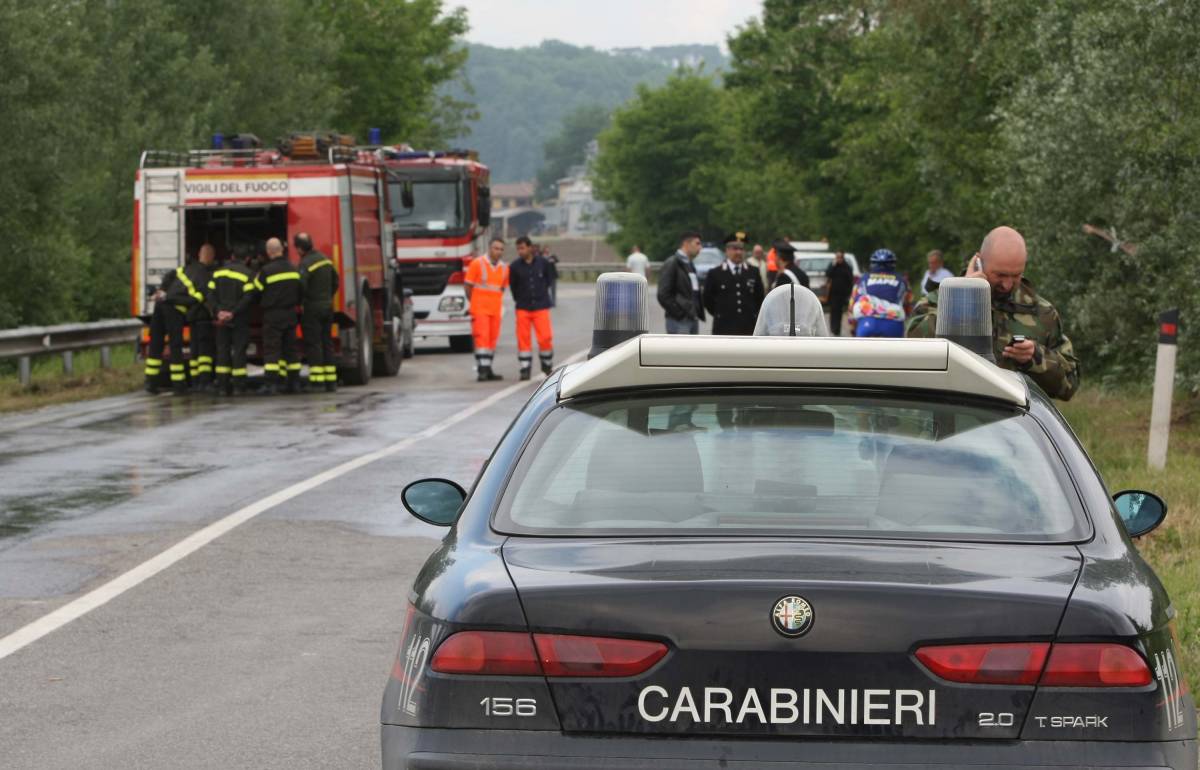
[382,726,1197,769]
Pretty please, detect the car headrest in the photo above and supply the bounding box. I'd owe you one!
[586,429,703,493]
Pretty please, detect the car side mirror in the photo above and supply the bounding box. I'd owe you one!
[1112,490,1167,538]
[402,478,466,526]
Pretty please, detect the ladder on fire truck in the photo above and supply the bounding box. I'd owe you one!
[140,166,185,306]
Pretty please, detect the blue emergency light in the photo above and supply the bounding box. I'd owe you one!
[212,132,224,150]
[589,273,648,358]
[368,127,382,145]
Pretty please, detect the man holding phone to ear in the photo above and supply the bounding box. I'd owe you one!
[908,225,1080,400]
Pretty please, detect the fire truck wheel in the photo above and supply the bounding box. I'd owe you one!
[373,297,403,377]
[343,294,374,386]
[449,335,474,353]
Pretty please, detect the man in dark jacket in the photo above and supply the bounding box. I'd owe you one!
[243,237,302,395]
[296,232,340,392]
[208,244,256,395]
[185,244,217,391]
[771,241,809,290]
[509,236,556,380]
[656,230,705,334]
[824,250,855,336]
[144,250,211,395]
[703,231,765,335]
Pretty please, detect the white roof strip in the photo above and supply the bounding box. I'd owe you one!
[559,335,1028,406]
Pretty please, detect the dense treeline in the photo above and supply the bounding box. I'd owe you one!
[0,0,469,330]
[443,42,726,183]
[595,0,1200,384]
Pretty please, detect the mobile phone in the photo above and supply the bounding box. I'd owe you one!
[1011,334,1027,345]
[972,255,984,272]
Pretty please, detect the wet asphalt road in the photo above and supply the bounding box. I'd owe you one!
[0,286,622,769]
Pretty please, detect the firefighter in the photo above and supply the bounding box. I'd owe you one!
[246,237,302,394]
[186,244,217,391]
[295,232,339,392]
[144,253,209,395]
[209,243,256,395]
[465,237,510,381]
[509,236,555,380]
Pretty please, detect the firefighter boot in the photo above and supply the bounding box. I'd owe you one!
[519,367,531,381]
[324,367,337,393]
[286,370,301,395]
[215,373,232,397]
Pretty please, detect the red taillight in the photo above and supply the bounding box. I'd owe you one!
[430,631,542,676]
[916,642,1152,688]
[430,631,668,678]
[1040,643,1152,687]
[916,642,1049,686]
[535,634,668,678]
[446,271,465,285]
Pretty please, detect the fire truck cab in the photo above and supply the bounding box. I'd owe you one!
[380,150,491,352]
[132,134,416,386]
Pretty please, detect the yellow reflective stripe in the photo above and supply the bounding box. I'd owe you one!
[197,356,213,363]
[213,269,249,282]
[145,358,162,365]
[232,368,247,376]
[170,364,185,371]
[307,259,334,273]
[287,363,302,371]
[264,363,280,372]
[144,367,160,374]
[310,373,325,382]
[265,271,301,284]
[176,267,204,302]
[174,304,188,314]
[208,280,216,290]
[170,374,187,381]
[215,366,232,374]
[253,278,264,291]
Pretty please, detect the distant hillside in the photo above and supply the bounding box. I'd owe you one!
[442,41,727,183]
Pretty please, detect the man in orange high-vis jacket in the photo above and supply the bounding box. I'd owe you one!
[465,237,510,381]
[509,235,556,380]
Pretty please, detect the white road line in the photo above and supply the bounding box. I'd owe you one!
[0,349,588,663]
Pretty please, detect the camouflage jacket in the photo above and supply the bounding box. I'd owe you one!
[906,278,1080,401]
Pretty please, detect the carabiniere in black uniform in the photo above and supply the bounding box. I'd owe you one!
[703,232,765,336]
[245,253,303,395]
[208,249,256,395]
[297,237,340,392]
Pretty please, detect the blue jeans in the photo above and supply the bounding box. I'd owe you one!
[665,316,700,335]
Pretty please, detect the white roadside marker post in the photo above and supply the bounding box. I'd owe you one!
[1147,309,1179,470]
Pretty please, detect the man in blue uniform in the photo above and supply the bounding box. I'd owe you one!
[849,249,909,338]
[509,236,556,380]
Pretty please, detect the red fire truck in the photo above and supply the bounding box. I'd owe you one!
[132,134,492,385]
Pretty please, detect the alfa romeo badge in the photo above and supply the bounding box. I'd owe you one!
[772,595,814,637]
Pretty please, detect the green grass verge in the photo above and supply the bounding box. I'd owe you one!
[1059,388,1200,691]
[0,346,143,414]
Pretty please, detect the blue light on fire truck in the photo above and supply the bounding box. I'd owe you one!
[368,127,382,145]
[212,132,224,150]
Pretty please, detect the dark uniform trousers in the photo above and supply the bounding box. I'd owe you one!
[215,319,250,393]
[146,303,189,393]
[189,313,215,387]
[301,305,335,385]
[263,308,299,389]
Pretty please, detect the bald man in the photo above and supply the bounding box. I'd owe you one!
[246,236,303,394]
[907,226,1079,400]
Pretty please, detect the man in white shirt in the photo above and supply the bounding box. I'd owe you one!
[626,245,650,277]
[920,249,954,296]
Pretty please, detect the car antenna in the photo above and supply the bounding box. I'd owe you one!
[789,283,796,336]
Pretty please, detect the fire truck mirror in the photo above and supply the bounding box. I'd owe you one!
[479,186,491,228]
[401,181,415,210]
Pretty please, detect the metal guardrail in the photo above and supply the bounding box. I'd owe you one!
[0,319,143,386]
[554,262,660,281]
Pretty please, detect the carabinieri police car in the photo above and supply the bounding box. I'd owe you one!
[383,275,1196,769]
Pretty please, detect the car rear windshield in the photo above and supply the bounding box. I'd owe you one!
[493,391,1087,542]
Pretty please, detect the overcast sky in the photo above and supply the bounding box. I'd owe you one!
[451,0,762,50]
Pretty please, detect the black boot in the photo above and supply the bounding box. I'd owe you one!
[541,361,553,376]
[286,372,301,394]
[519,368,531,381]
[144,378,161,395]
[484,367,503,381]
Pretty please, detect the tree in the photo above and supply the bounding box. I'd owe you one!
[536,104,610,199]
[316,0,474,145]
[592,73,726,259]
